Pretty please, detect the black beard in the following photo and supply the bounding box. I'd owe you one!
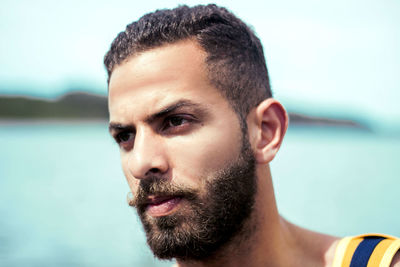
[131,135,257,261]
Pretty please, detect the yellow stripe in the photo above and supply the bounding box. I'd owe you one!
[380,239,400,267]
[332,237,353,267]
[342,237,364,267]
[366,239,393,267]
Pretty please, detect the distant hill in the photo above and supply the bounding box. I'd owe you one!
[288,113,366,128]
[0,92,107,120]
[0,92,368,130]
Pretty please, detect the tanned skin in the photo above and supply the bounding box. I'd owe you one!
[108,40,400,267]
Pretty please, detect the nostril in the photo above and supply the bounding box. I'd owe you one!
[149,168,160,174]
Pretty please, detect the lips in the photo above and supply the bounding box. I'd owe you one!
[145,196,182,217]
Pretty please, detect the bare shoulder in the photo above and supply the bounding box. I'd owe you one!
[390,250,400,267]
[324,237,341,267]
[287,221,340,267]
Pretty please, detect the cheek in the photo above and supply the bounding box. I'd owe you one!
[168,123,242,185]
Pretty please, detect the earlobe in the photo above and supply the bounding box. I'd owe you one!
[251,98,288,164]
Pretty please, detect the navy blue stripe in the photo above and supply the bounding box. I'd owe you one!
[349,237,385,267]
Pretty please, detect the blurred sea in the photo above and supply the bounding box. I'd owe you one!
[1,122,399,267]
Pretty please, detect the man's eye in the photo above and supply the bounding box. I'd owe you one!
[116,132,134,143]
[162,115,195,133]
[167,116,186,127]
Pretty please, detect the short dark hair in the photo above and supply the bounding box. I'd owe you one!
[104,4,272,117]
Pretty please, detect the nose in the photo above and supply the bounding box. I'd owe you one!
[128,127,169,179]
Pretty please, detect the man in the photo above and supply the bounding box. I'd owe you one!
[104,4,400,267]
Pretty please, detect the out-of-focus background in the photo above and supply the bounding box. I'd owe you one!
[1,0,399,266]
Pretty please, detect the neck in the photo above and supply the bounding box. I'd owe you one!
[176,165,339,267]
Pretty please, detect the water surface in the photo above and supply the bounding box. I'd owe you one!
[1,122,399,266]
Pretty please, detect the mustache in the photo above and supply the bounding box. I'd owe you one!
[128,176,198,208]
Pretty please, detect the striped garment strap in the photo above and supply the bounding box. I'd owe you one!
[349,237,385,267]
[333,234,400,267]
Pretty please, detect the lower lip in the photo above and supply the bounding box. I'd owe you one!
[146,197,182,217]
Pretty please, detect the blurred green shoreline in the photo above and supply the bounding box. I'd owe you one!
[0,92,369,130]
[0,92,107,120]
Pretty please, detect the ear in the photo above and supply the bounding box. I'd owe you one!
[248,98,288,164]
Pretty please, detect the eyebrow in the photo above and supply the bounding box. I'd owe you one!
[145,100,202,123]
[108,99,205,133]
[108,122,134,134]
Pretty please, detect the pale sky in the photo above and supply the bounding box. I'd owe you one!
[1,0,399,129]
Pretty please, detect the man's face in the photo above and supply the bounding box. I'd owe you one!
[108,41,256,260]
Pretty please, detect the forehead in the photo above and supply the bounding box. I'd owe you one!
[108,40,231,123]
